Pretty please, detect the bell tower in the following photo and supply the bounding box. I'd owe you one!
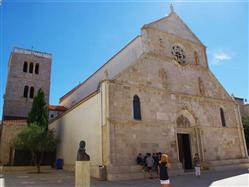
[2,47,52,120]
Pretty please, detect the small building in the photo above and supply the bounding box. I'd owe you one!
[49,8,248,180]
[48,105,67,121]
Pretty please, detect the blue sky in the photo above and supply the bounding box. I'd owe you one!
[0,1,248,117]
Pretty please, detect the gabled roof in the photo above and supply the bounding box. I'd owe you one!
[145,12,204,46]
[59,36,143,107]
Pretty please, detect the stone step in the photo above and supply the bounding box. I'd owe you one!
[213,163,249,171]
[208,158,249,166]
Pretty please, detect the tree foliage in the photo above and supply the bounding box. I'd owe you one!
[27,88,48,129]
[12,88,58,173]
[242,116,249,149]
[12,123,58,173]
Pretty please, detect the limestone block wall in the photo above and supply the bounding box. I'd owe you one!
[0,121,26,164]
[243,104,249,117]
[107,46,246,169]
[202,127,242,161]
[141,27,207,68]
[114,55,231,102]
[108,80,244,167]
[49,92,102,170]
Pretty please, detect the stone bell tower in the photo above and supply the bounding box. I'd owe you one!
[2,47,52,120]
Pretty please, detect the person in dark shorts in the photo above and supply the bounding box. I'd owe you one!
[153,153,160,173]
[158,154,170,187]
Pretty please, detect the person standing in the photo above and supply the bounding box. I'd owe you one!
[158,154,170,187]
[146,153,154,179]
[193,153,201,177]
[136,153,144,165]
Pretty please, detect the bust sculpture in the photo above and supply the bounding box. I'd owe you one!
[77,140,90,161]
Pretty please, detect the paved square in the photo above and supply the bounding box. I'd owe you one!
[0,168,248,187]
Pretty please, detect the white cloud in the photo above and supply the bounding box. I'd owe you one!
[212,51,232,65]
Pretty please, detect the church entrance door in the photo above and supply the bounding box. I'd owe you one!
[177,133,193,170]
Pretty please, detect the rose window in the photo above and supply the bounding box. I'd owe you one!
[171,45,186,65]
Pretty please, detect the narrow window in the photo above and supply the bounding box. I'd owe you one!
[23,62,28,72]
[23,86,29,98]
[220,108,226,127]
[194,51,199,65]
[35,64,39,74]
[133,95,141,120]
[29,87,34,98]
[29,62,33,73]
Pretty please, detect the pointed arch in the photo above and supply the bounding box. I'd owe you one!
[133,95,141,120]
[176,108,197,127]
[177,115,191,128]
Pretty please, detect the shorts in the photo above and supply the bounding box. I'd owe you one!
[147,167,152,171]
[160,179,170,184]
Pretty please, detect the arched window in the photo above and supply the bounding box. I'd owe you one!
[133,95,141,120]
[35,64,39,74]
[29,62,33,73]
[29,87,34,98]
[220,108,226,127]
[23,62,28,72]
[23,86,29,98]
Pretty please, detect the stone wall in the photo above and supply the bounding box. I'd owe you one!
[104,29,247,178]
[3,52,51,118]
[244,105,249,117]
[0,120,26,164]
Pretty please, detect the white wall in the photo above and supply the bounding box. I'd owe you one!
[50,93,102,167]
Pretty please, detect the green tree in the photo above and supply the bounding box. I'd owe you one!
[242,116,249,149]
[27,88,48,130]
[12,88,58,173]
[12,123,57,173]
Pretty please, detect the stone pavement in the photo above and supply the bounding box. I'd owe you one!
[0,168,248,187]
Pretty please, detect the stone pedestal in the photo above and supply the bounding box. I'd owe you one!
[75,161,90,187]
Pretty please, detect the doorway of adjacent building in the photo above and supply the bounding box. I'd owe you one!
[177,133,193,170]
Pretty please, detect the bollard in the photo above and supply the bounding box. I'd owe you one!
[75,161,90,187]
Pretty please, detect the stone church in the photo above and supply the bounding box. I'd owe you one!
[49,7,248,180]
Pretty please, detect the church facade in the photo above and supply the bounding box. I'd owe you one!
[49,9,248,180]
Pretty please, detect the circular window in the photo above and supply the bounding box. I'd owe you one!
[171,45,186,65]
